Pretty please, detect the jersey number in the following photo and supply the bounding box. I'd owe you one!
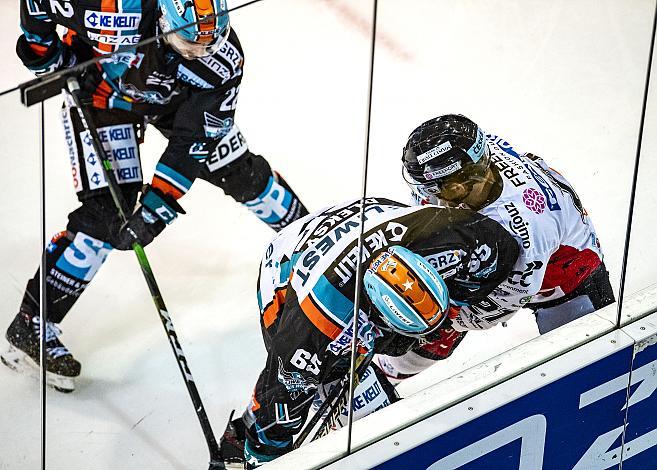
[290,349,321,375]
[220,86,239,111]
[49,0,73,17]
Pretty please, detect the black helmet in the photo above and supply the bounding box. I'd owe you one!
[402,114,491,199]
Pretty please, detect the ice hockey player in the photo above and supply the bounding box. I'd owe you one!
[376,114,615,384]
[2,0,308,391]
[218,197,519,467]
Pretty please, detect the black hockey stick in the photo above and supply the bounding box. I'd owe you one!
[293,354,371,448]
[65,78,223,470]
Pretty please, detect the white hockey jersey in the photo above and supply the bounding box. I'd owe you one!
[413,134,603,331]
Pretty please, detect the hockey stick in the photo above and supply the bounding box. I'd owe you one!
[293,354,371,448]
[65,78,223,470]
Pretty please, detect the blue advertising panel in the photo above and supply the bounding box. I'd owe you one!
[619,336,657,469]
[372,344,634,470]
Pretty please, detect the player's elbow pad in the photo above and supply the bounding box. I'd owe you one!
[16,34,77,76]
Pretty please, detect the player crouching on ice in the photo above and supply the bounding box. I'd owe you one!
[217,198,519,467]
[375,114,615,385]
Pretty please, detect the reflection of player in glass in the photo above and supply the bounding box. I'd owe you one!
[377,114,615,384]
[2,0,308,392]
[216,198,519,467]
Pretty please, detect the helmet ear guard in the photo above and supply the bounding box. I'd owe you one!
[364,246,450,338]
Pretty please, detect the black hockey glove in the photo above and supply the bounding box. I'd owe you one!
[16,35,77,76]
[113,185,186,250]
[218,410,246,466]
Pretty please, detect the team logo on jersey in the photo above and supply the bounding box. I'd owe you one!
[203,112,233,138]
[522,188,547,214]
[508,261,544,288]
[277,358,318,400]
[84,11,141,30]
[526,164,561,211]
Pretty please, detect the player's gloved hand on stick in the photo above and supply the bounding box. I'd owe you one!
[218,410,246,466]
[113,184,186,250]
[16,34,77,76]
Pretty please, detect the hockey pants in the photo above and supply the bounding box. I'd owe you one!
[18,103,307,324]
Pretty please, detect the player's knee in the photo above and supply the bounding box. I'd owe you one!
[67,191,139,244]
[209,151,273,202]
[207,149,308,231]
[52,231,114,282]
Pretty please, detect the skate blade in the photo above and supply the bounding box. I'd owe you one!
[1,346,76,393]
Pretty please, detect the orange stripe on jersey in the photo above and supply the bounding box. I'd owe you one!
[152,176,184,199]
[92,78,113,109]
[250,388,260,412]
[29,43,49,56]
[62,29,76,46]
[93,95,108,109]
[300,295,341,340]
[96,0,117,53]
[262,288,286,329]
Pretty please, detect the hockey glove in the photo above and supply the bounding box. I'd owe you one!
[16,34,77,76]
[113,185,186,250]
[219,410,246,466]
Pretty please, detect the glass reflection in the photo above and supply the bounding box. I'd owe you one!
[0,89,41,467]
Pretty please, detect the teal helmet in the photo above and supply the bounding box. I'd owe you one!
[158,0,230,59]
[364,246,450,338]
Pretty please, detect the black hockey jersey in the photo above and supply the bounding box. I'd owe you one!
[19,0,246,200]
[244,198,519,455]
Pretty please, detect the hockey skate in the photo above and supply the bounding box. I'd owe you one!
[1,310,80,393]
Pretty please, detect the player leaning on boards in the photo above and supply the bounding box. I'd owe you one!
[376,114,615,384]
[217,198,520,467]
[2,0,308,392]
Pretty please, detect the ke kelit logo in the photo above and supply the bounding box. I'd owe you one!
[84,11,141,30]
[522,188,546,214]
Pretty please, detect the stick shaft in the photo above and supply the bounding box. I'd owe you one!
[65,78,221,463]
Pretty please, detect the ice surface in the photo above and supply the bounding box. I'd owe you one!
[0,0,655,468]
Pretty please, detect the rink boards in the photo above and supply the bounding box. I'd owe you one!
[267,285,657,469]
